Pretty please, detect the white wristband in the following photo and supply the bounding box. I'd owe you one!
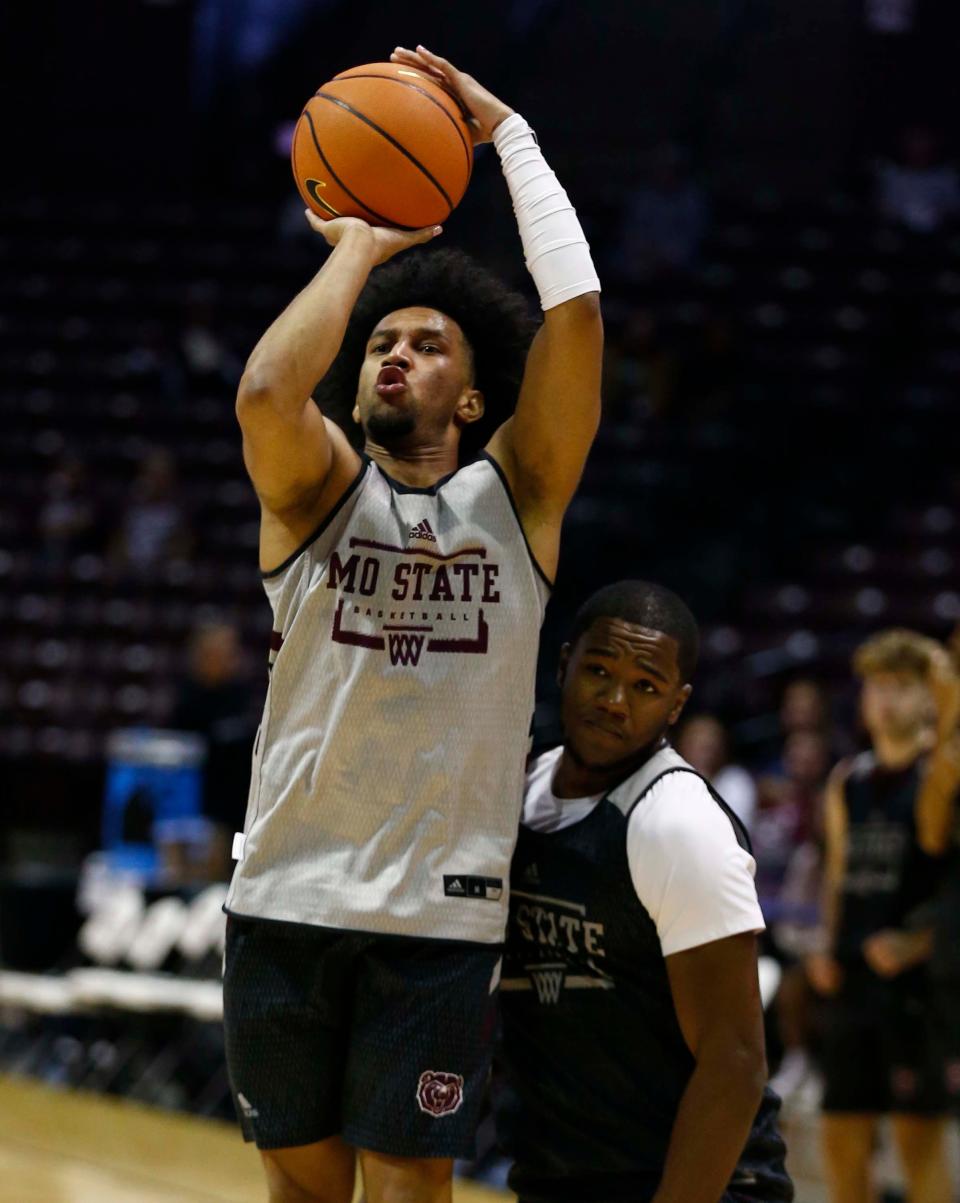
[493,112,600,311]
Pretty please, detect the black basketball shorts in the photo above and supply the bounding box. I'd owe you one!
[222,914,501,1158]
[820,973,947,1115]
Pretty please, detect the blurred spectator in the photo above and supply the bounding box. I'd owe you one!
[766,837,824,1108]
[612,143,708,283]
[760,727,830,1105]
[780,677,830,739]
[876,124,960,233]
[676,713,758,830]
[751,677,835,773]
[37,455,98,563]
[110,449,192,576]
[754,730,830,904]
[753,730,829,1105]
[169,621,257,880]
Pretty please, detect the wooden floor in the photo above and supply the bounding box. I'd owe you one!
[0,1075,510,1203]
[16,1072,951,1203]
[0,1072,830,1203]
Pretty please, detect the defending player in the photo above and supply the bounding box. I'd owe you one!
[496,581,793,1203]
[223,45,603,1203]
[806,630,953,1203]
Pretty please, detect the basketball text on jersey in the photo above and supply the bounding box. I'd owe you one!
[500,887,614,1003]
[327,542,500,667]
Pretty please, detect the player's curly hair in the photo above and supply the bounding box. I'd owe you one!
[312,248,537,460]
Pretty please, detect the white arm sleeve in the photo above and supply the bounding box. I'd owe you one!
[492,113,600,311]
[627,773,765,957]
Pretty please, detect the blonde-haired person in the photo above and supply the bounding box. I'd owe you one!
[806,628,954,1203]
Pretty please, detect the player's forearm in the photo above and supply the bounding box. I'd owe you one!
[916,732,960,855]
[896,927,934,969]
[813,878,842,955]
[490,114,602,507]
[240,228,377,412]
[652,1043,766,1203]
[493,113,600,313]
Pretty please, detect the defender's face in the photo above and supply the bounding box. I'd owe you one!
[354,306,479,446]
[860,672,930,741]
[559,617,692,770]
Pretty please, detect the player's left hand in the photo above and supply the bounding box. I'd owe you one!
[390,45,514,144]
[304,212,442,266]
[861,928,929,978]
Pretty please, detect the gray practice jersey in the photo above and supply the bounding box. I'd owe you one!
[225,453,551,944]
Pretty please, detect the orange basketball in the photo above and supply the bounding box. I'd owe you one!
[291,62,474,230]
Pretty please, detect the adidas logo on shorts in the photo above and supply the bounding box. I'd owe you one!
[237,1092,259,1118]
[408,518,437,542]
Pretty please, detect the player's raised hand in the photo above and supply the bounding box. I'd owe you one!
[862,929,932,978]
[928,643,960,741]
[304,212,442,265]
[948,622,960,670]
[390,45,514,144]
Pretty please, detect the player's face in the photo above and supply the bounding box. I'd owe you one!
[559,618,692,771]
[860,671,931,741]
[354,307,482,447]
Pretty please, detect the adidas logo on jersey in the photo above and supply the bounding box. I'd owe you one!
[443,874,503,900]
[408,518,437,542]
[523,862,540,884]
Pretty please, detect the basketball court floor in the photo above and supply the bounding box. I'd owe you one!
[12,1067,960,1203]
[0,1075,508,1203]
[0,1071,842,1203]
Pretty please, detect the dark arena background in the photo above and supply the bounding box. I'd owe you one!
[1,2,959,1200]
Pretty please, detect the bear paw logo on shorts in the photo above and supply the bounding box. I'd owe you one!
[416,1069,464,1117]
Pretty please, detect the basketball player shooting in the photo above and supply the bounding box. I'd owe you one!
[222,46,603,1203]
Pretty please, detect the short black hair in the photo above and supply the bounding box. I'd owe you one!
[569,580,700,682]
[312,247,537,460]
